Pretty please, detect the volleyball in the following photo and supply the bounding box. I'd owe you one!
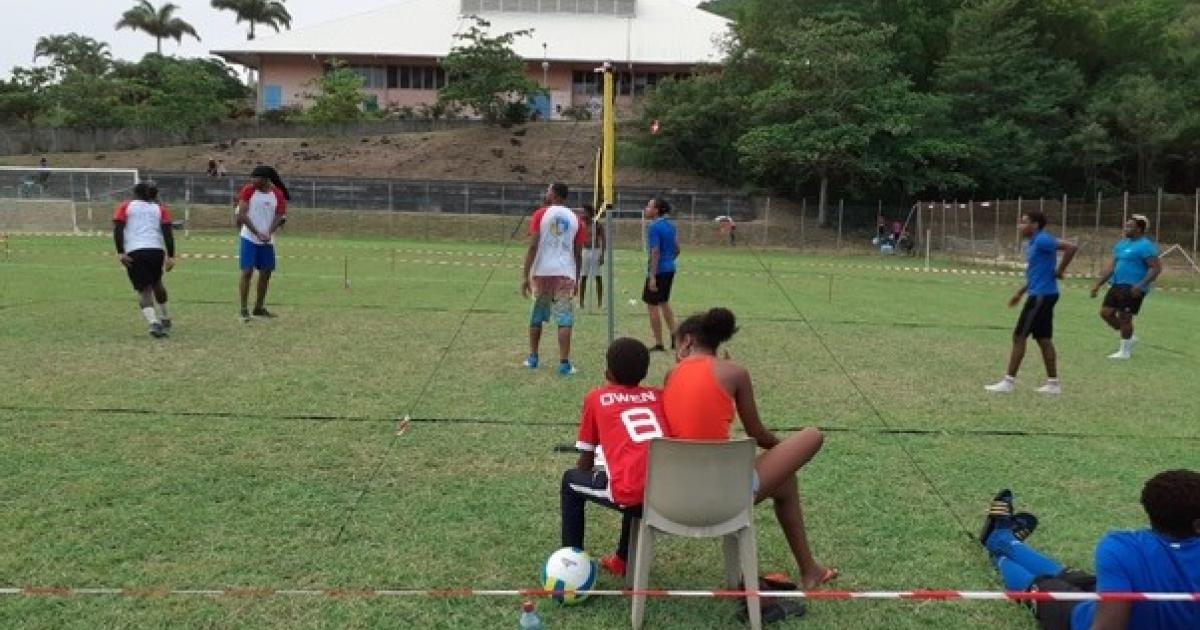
[540,547,597,605]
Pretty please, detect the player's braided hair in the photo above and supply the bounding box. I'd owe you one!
[1141,469,1200,537]
[676,307,738,351]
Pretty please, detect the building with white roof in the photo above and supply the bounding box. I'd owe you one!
[211,0,731,118]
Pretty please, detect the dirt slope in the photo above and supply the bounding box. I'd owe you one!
[0,123,728,190]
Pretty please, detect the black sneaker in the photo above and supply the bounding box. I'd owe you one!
[1011,512,1039,542]
[160,318,172,330]
[252,308,276,318]
[979,489,1014,545]
[149,322,168,338]
[240,308,251,323]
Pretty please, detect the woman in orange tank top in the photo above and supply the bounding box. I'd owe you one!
[663,307,835,589]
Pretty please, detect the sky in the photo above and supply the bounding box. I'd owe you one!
[1,0,705,77]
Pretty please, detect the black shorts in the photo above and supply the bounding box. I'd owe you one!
[1014,294,1058,340]
[125,249,165,291]
[642,272,675,305]
[1029,573,1094,630]
[1102,284,1145,317]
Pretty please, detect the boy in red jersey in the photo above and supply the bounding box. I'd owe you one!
[560,337,664,577]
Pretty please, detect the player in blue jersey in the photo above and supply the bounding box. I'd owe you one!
[979,469,1200,630]
[985,210,1078,395]
[1090,215,1161,360]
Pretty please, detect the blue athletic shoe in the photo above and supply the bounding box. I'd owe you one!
[523,354,538,369]
[557,361,576,376]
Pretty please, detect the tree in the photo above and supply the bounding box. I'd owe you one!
[437,16,543,124]
[637,73,750,186]
[734,17,943,223]
[934,0,1083,196]
[33,34,113,76]
[302,61,367,125]
[1091,74,1186,191]
[115,1,200,55]
[0,68,53,127]
[114,55,252,131]
[211,0,293,41]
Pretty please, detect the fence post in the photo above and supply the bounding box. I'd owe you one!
[836,198,844,252]
[464,183,470,214]
[500,185,506,216]
[1194,188,1198,260]
[1015,197,1023,256]
[311,180,316,210]
[763,196,770,248]
[969,199,976,259]
[388,181,394,212]
[994,199,1000,259]
[1094,191,1103,276]
[940,200,947,251]
[799,198,806,249]
[1039,197,1044,214]
[1061,193,1068,241]
[689,194,696,245]
[916,201,923,256]
[1123,191,1128,225]
[1155,187,1163,242]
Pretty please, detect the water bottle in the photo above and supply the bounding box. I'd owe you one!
[519,600,545,629]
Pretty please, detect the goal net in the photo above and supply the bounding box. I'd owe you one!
[0,166,139,233]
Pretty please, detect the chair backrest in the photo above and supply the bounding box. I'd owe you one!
[642,438,756,538]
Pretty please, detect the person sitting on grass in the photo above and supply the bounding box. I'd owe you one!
[662,307,836,589]
[560,337,664,578]
[979,469,1200,630]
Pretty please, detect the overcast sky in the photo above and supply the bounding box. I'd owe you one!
[1,0,705,77]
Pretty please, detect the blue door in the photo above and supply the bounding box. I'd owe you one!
[528,94,552,121]
[264,85,283,111]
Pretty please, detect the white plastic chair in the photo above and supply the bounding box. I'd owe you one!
[629,438,760,630]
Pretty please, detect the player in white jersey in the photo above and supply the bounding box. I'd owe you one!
[236,166,289,322]
[521,182,585,375]
[113,181,176,338]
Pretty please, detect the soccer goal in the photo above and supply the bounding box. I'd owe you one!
[0,166,139,233]
[1159,244,1200,274]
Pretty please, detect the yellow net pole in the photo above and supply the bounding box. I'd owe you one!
[599,62,616,344]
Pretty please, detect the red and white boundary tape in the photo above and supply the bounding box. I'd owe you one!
[2,587,1198,603]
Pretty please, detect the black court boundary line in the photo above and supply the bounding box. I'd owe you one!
[3,405,1197,443]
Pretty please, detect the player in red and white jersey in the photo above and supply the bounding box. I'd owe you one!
[113,181,176,338]
[236,165,289,322]
[561,338,664,577]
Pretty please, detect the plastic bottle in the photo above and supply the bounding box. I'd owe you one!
[519,600,545,629]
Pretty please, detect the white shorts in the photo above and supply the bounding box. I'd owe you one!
[581,248,604,278]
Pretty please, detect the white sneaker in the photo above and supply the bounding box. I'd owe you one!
[1108,350,1131,360]
[984,378,1015,393]
[1035,381,1061,395]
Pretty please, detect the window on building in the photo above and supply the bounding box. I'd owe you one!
[572,70,600,96]
[388,65,447,90]
[347,65,387,89]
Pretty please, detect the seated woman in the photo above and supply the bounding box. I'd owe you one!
[662,307,835,588]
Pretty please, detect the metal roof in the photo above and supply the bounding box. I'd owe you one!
[211,0,731,67]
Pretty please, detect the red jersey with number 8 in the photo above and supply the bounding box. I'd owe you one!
[575,385,666,507]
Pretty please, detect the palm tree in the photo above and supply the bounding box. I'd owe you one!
[33,34,113,76]
[115,1,201,55]
[211,0,293,41]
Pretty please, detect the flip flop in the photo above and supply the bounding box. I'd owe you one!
[813,567,839,587]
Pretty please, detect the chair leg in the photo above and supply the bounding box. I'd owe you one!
[631,525,655,630]
[722,534,741,588]
[625,517,641,590]
[738,527,762,630]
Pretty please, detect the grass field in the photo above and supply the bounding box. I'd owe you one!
[1,230,1198,629]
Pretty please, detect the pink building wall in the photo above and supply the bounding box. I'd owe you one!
[256,54,692,116]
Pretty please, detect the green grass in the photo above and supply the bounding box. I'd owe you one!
[1,232,1198,629]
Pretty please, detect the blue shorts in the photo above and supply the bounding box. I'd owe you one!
[239,238,276,272]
